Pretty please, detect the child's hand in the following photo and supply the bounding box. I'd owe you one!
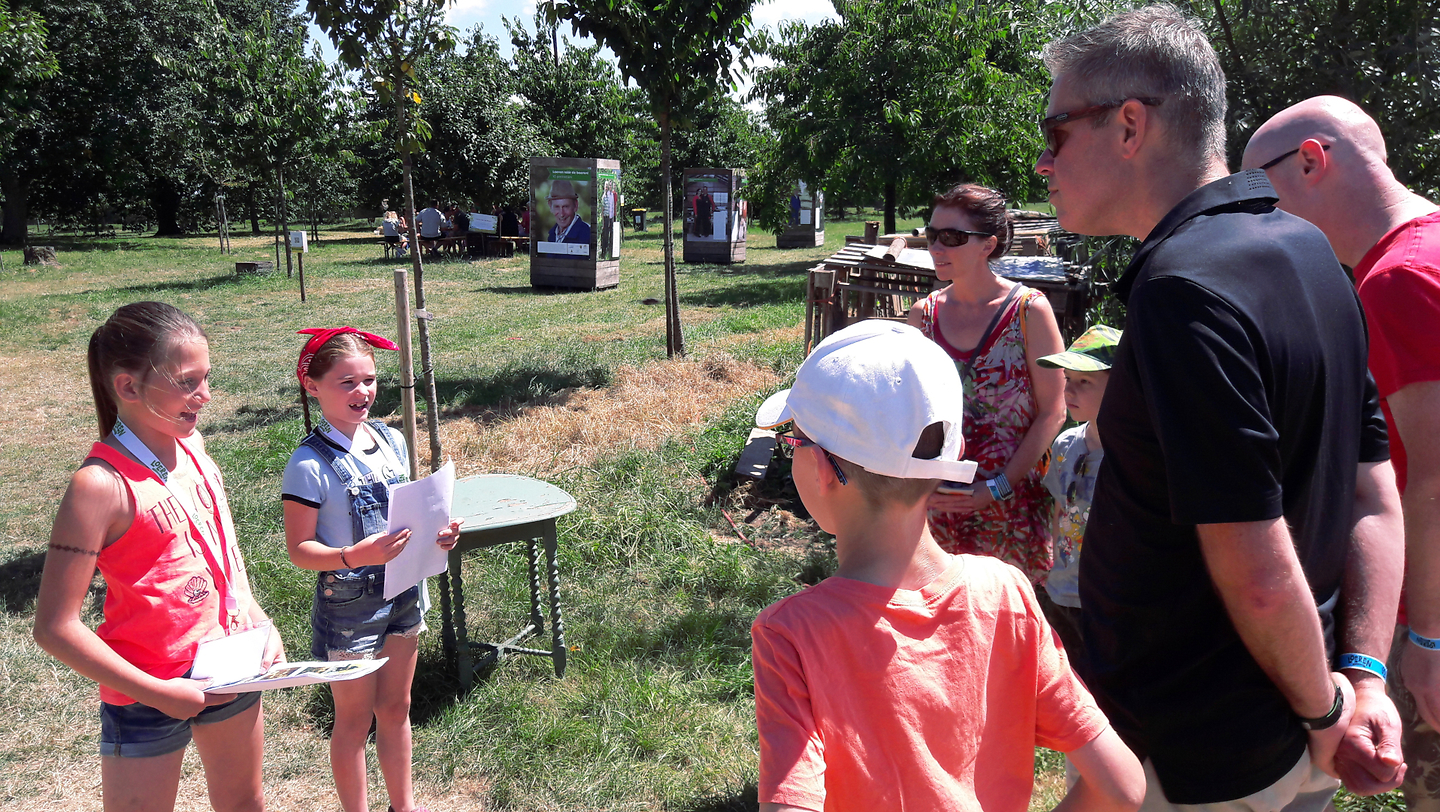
[150,676,218,720]
[351,529,412,566]
[436,519,463,551]
[261,625,287,670]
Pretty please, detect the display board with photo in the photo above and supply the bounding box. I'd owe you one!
[684,172,731,243]
[597,168,621,261]
[533,166,595,259]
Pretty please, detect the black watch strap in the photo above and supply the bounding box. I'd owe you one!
[1298,682,1345,731]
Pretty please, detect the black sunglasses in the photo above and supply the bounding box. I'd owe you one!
[1259,143,1331,170]
[1042,97,1164,156]
[924,226,993,247]
[777,429,849,485]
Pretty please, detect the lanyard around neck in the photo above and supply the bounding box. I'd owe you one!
[111,418,239,628]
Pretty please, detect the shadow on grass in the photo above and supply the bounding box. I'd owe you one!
[0,548,107,615]
[680,274,808,309]
[302,642,476,733]
[673,784,760,812]
[371,364,613,418]
[113,273,247,296]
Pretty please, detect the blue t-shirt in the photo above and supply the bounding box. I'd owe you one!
[1041,424,1102,609]
[280,424,408,551]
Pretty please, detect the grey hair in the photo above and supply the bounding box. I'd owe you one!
[1042,3,1227,164]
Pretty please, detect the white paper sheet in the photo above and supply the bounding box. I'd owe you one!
[383,460,455,600]
[190,624,269,685]
[207,658,388,694]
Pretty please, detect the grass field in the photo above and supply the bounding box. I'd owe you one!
[0,216,1401,811]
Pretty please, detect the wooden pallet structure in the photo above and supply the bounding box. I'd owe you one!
[805,238,1093,354]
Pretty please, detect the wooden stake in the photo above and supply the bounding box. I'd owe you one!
[394,268,420,480]
[297,252,306,302]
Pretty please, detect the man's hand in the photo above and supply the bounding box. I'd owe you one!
[1404,642,1440,731]
[1307,672,1357,778]
[1334,677,1406,794]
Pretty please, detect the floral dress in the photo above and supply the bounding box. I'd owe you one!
[915,284,1055,583]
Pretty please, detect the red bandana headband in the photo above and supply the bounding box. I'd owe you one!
[296,327,400,382]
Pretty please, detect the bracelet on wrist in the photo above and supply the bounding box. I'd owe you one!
[339,545,353,569]
[1298,680,1345,731]
[1410,628,1440,651]
[993,472,1014,501]
[1338,652,1387,682]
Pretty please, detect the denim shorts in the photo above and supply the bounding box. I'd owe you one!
[99,688,260,758]
[310,568,424,661]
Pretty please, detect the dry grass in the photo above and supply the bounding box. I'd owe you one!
[431,353,782,479]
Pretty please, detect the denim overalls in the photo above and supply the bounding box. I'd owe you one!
[304,421,422,660]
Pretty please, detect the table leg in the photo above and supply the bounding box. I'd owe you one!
[439,551,456,662]
[545,522,566,678]
[527,536,545,636]
[450,547,473,692]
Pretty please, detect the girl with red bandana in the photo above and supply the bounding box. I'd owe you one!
[281,327,459,812]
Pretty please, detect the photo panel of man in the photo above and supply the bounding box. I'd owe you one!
[533,167,594,258]
[598,170,621,261]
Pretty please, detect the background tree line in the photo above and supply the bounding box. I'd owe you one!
[3,0,1438,246]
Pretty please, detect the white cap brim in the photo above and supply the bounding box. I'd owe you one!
[755,388,794,429]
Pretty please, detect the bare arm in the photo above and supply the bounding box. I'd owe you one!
[33,463,216,720]
[1198,518,1352,774]
[1052,726,1145,812]
[1333,460,1405,794]
[282,499,410,571]
[1392,382,1440,728]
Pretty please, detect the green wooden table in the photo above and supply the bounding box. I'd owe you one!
[443,474,576,689]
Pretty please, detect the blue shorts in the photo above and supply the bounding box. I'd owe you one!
[99,689,260,758]
[310,568,424,661]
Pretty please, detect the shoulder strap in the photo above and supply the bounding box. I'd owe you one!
[368,420,406,475]
[301,431,365,489]
[959,283,1023,383]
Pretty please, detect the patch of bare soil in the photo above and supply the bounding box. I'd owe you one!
[422,353,782,480]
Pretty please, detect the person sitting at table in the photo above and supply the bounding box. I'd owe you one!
[501,206,520,237]
[380,211,408,255]
[416,200,444,254]
[906,182,1067,585]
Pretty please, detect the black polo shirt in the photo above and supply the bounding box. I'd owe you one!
[1077,170,1389,803]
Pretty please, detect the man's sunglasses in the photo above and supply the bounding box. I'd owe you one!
[924,226,994,247]
[1042,97,1164,156]
[1259,143,1331,170]
[777,429,848,485]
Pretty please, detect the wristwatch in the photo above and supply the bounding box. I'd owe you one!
[1298,681,1345,731]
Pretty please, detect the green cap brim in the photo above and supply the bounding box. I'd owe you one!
[1037,351,1112,371]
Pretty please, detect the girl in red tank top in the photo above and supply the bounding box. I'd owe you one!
[33,302,284,812]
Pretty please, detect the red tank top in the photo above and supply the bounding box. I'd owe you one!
[89,438,253,705]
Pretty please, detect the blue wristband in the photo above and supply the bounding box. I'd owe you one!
[1410,629,1440,651]
[1338,652,1387,682]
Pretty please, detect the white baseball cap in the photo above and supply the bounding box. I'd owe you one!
[756,320,977,483]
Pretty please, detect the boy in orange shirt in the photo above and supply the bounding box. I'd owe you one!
[752,320,1143,812]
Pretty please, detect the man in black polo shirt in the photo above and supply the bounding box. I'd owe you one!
[1034,5,1397,810]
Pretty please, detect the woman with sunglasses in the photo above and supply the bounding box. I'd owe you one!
[906,183,1067,585]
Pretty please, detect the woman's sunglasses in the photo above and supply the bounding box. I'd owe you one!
[777,429,849,485]
[924,226,993,247]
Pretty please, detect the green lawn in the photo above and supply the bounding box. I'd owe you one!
[0,216,1402,811]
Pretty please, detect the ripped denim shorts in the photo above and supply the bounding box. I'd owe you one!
[309,566,424,661]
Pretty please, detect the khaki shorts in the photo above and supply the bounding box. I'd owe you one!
[1137,751,1337,812]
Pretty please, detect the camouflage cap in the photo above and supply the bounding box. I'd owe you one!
[1037,324,1122,371]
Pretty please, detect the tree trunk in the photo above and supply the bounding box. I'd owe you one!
[0,172,28,246]
[279,166,293,278]
[403,144,443,472]
[884,181,897,236]
[661,110,684,358]
[153,178,183,236]
[248,183,261,235]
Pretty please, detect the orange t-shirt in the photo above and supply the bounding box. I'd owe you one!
[752,554,1108,812]
[89,439,253,705]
